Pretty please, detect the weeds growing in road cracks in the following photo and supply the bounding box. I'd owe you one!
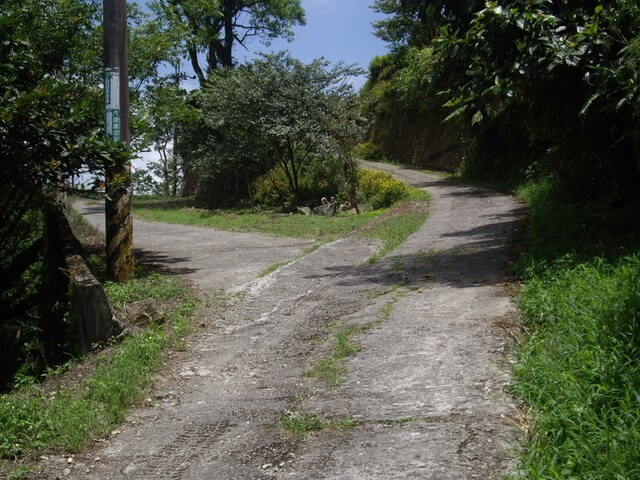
[281,411,360,436]
[302,323,371,386]
[0,274,198,477]
[304,294,402,386]
[509,178,640,479]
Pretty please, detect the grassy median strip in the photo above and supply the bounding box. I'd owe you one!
[134,199,381,242]
[0,274,197,474]
[133,187,428,245]
[361,211,428,264]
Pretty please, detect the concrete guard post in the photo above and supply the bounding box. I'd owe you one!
[65,254,119,353]
[49,202,121,353]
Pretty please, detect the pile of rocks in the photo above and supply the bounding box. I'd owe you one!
[298,196,353,217]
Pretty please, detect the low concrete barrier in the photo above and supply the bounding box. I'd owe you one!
[65,253,120,352]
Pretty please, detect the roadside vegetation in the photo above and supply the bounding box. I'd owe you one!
[507,180,640,479]
[0,272,198,478]
[134,170,429,246]
[0,206,200,479]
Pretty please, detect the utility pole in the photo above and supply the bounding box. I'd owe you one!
[172,61,180,196]
[104,0,134,282]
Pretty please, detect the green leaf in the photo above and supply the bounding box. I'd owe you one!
[471,110,484,125]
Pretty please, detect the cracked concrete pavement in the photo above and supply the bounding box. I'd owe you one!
[46,162,524,479]
[73,200,314,291]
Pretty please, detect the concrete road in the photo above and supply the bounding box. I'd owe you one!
[73,199,314,291]
[46,165,524,479]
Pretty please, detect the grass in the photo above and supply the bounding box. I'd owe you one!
[361,210,429,264]
[280,411,326,435]
[133,184,429,247]
[280,411,360,436]
[133,197,382,242]
[514,177,640,277]
[405,185,431,202]
[105,272,187,308]
[304,295,401,386]
[508,177,640,479]
[65,204,95,238]
[0,274,198,476]
[302,322,370,386]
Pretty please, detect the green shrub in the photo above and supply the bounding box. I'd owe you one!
[358,169,409,209]
[252,166,292,208]
[252,157,343,209]
[353,142,386,161]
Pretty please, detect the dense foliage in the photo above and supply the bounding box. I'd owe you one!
[0,2,131,390]
[365,0,640,200]
[193,53,365,208]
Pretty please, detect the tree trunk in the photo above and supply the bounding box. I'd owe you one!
[105,175,134,282]
[339,153,360,214]
[189,44,206,84]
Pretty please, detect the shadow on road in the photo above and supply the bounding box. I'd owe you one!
[134,249,198,276]
[301,244,512,291]
[298,206,525,291]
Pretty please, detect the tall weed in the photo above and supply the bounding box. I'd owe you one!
[511,177,640,479]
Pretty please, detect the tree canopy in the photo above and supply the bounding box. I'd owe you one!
[198,53,364,206]
[373,0,482,46]
[151,0,305,84]
[365,0,640,200]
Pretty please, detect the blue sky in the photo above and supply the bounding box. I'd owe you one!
[247,0,390,88]
[171,0,391,90]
